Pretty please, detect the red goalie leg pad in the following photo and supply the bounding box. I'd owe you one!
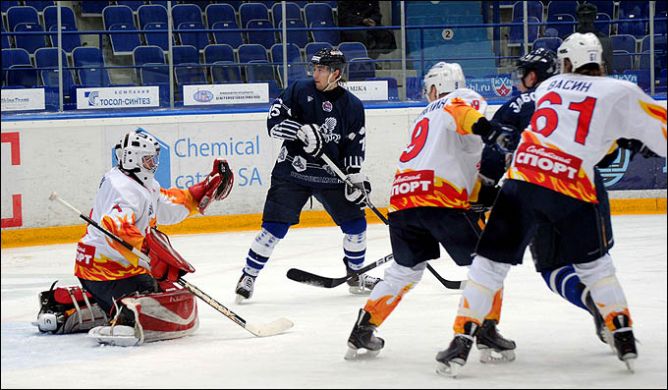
[119,288,198,343]
[52,286,95,305]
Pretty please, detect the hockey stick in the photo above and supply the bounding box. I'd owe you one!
[49,192,293,337]
[287,253,394,288]
[319,154,464,290]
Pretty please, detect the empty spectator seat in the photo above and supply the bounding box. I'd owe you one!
[43,6,77,30]
[205,3,236,27]
[212,20,243,48]
[280,19,308,48]
[204,43,235,64]
[178,22,210,51]
[211,60,242,83]
[7,6,40,31]
[310,20,340,46]
[48,24,82,53]
[14,23,46,54]
[246,19,275,48]
[271,2,302,27]
[239,3,269,29]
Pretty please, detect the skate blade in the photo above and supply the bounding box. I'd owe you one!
[344,346,380,361]
[435,360,463,378]
[479,348,516,363]
[348,286,372,295]
[235,294,248,304]
[623,357,636,373]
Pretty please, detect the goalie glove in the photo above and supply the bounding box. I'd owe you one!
[344,172,372,205]
[145,228,196,282]
[188,158,234,214]
[269,119,302,141]
[297,123,324,158]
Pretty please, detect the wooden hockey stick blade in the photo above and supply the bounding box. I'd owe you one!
[286,253,394,289]
[245,318,295,337]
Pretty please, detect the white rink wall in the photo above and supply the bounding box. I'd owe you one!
[2,106,501,229]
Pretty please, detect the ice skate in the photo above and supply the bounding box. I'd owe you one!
[476,319,516,363]
[606,314,637,373]
[88,325,139,347]
[235,272,256,304]
[344,259,381,295]
[345,309,385,360]
[435,335,474,378]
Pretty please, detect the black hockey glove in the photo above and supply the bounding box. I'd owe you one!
[269,119,302,141]
[297,123,324,158]
[344,173,372,205]
[472,119,517,153]
[617,138,659,160]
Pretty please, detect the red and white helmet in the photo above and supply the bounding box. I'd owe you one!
[557,32,603,72]
[423,62,466,98]
[118,129,160,186]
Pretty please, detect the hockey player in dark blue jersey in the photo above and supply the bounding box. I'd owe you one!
[235,48,379,303]
[478,47,658,345]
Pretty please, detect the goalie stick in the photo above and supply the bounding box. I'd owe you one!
[49,192,293,337]
[285,153,464,290]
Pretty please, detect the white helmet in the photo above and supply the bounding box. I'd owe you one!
[118,129,160,186]
[423,62,466,99]
[557,32,603,72]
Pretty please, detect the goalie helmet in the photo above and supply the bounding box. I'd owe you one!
[423,62,466,99]
[516,47,558,84]
[557,32,603,72]
[118,129,160,186]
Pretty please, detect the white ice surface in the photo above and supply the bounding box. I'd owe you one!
[2,215,666,388]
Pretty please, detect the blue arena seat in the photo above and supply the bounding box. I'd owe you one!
[611,34,637,54]
[546,13,576,39]
[305,41,333,59]
[14,23,46,54]
[178,22,210,51]
[246,19,275,48]
[612,50,634,74]
[79,67,111,87]
[144,22,170,51]
[7,6,40,31]
[239,3,269,29]
[1,24,10,50]
[205,3,236,27]
[279,19,308,48]
[73,46,105,67]
[546,0,578,19]
[172,4,203,27]
[338,42,368,60]
[48,24,82,53]
[108,24,141,55]
[270,43,302,64]
[103,5,134,29]
[211,60,242,83]
[246,59,275,82]
[277,62,308,87]
[34,47,76,97]
[532,36,562,52]
[43,6,77,30]
[220,1,244,11]
[138,4,167,28]
[204,44,235,64]
[133,45,166,79]
[174,63,207,86]
[139,62,169,104]
[238,43,268,63]
[509,16,540,46]
[172,45,199,65]
[348,57,375,80]
[309,20,340,46]
[271,2,302,27]
[116,1,145,12]
[1,1,20,14]
[304,3,335,26]
[212,21,244,48]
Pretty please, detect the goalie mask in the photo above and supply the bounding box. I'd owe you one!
[118,129,160,186]
[423,62,466,99]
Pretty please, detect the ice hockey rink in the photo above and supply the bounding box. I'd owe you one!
[1,214,666,388]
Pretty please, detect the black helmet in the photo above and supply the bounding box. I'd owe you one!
[516,47,558,83]
[311,48,346,72]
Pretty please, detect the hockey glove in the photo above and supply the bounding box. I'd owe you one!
[297,123,324,158]
[269,119,302,141]
[188,159,234,214]
[472,119,517,153]
[344,173,372,205]
[617,138,659,160]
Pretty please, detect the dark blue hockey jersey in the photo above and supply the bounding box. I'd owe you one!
[480,89,536,183]
[267,79,366,188]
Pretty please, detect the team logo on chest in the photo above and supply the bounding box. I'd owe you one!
[322,101,333,112]
[320,117,341,143]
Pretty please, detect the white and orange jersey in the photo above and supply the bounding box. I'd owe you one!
[506,73,667,203]
[75,167,199,281]
[389,88,488,212]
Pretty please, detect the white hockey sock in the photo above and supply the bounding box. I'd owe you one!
[244,228,282,277]
[343,232,366,270]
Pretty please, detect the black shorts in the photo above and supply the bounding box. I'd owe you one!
[529,169,613,271]
[262,176,364,226]
[388,207,485,268]
[79,274,158,314]
[476,179,610,268]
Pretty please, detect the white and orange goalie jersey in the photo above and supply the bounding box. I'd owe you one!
[75,167,199,281]
[506,74,667,203]
[389,88,488,212]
